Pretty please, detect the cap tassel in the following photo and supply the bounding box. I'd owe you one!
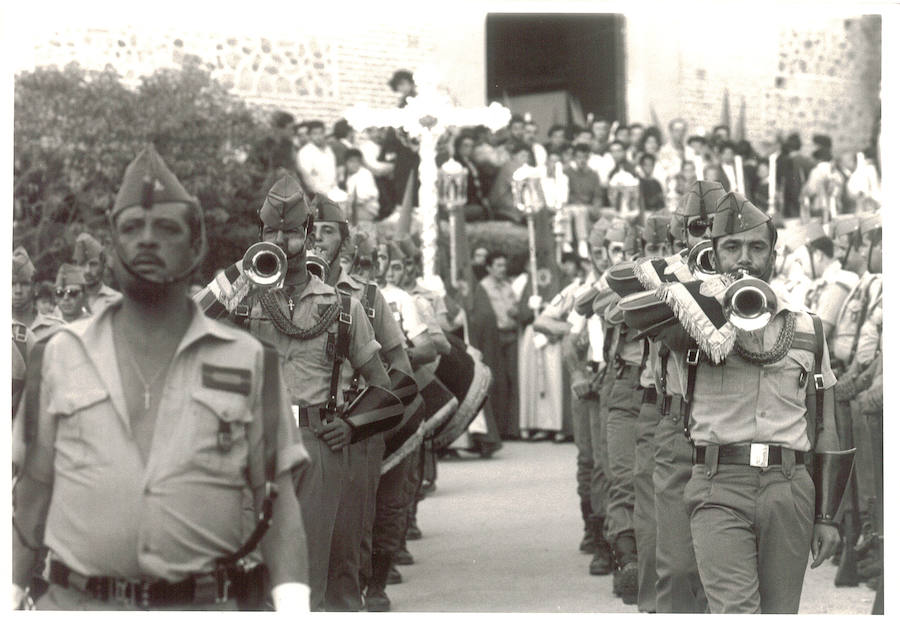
[141,177,155,209]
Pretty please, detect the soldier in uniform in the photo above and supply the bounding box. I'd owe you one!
[602,219,648,605]
[309,197,413,611]
[52,264,92,324]
[793,222,858,340]
[657,192,845,613]
[12,145,311,611]
[367,239,439,611]
[236,175,391,611]
[12,247,66,340]
[535,218,613,576]
[630,213,672,613]
[73,232,121,314]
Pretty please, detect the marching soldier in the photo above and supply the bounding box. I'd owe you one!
[535,218,613,576]
[629,213,672,613]
[12,145,311,611]
[238,175,392,611]
[794,222,858,340]
[309,197,413,610]
[647,192,847,613]
[12,247,65,340]
[73,232,121,314]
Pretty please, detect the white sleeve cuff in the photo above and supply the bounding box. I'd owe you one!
[271,582,311,613]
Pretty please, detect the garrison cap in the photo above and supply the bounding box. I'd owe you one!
[711,192,770,239]
[804,221,828,246]
[73,232,104,264]
[588,217,612,249]
[827,215,859,240]
[668,212,685,241]
[642,213,670,245]
[12,247,35,282]
[678,180,727,220]
[55,263,86,287]
[112,144,198,215]
[259,174,310,231]
[604,220,630,245]
[859,212,881,235]
[395,236,420,261]
[311,193,349,239]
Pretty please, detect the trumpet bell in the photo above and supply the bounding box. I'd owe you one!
[306,251,330,280]
[242,242,287,289]
[724,277,777,332]
[687,240,717,280]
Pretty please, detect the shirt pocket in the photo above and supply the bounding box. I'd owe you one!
[779,350,814,410]
[190,388,253,486]
[47,387,111,470]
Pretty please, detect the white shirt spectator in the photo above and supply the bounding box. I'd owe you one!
[297,142,338,195]
[346,167,380,222]
[531,142,548,169]
[588,152,615,186]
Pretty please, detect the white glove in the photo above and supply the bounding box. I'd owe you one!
[271,582,311,613]
[528,295,543,311]
[532,332,548,350]
[12,584,26,610]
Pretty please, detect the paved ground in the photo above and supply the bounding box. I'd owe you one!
[388,440,876,613]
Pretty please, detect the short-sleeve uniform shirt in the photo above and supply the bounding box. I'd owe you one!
[380,284,429,342]
[670,298,837,451]
[23,298,307,581]
[831,272,882,365]
[249,275,381,408]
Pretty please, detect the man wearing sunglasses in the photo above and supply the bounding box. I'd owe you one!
[52,264,91,324]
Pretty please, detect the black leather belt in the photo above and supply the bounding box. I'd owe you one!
[693,444,809,468]
[48,560,239,608]
[641,387,657,405]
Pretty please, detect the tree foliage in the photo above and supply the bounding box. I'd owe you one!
[14,58,270,281]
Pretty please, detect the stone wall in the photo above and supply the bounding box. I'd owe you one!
[627,13,881,155]
[29,24,441,125]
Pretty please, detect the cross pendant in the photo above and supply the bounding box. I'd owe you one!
[143,388,151,411]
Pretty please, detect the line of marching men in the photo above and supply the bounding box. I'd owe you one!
[12,149,491,612]
[535,179,882,613]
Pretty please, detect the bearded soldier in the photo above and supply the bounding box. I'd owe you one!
[13,146,310,611]
[643,192,848,613]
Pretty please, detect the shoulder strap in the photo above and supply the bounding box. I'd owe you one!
[682,344,701,441]
[23,338,50,449]
[639,338,650,375]
[848,277,878,366]
[326,290,353,416]
[807,314,825,450]
[363,283,378,321]
[658,345,670,396]
[218,341,281,566]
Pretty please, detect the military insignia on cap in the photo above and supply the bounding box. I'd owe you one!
[537,268,552,287]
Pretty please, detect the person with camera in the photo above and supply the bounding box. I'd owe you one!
[12,146,311,611]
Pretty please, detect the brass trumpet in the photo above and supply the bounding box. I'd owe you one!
[242,242,287,289]
[306,249,330,280]
[723,269,777,331]
[687,240,717,280]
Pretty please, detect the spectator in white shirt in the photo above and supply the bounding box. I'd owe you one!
[297,120,338,195]
[525,121,547,169]
[344,149,380,223]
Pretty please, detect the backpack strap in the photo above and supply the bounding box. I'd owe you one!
[346,283,378,402]
[217,341,281,567]
[326,289,353,417]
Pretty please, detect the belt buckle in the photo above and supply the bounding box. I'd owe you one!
[749,443,770,468]
[110,579,136,607]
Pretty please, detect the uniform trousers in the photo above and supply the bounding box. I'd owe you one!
[850,400,876,513]
[604,366,643,540]
[571,393,608,518]
[359,434,386,586]
[325,439,369,611]
[493,331,519,438]
[373,448,419,556]
[297,427,345,612]
[684,459,814,613]
[633,397,661,612]
[36,583,240,611]
[653,412,706,613]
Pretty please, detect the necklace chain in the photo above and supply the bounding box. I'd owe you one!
[121,337,169,412]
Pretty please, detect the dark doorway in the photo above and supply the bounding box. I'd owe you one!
[486,13,625,125]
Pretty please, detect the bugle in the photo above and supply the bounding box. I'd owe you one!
[687,240,717,280]
[242,242,287,289]
[723,270,777,331]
